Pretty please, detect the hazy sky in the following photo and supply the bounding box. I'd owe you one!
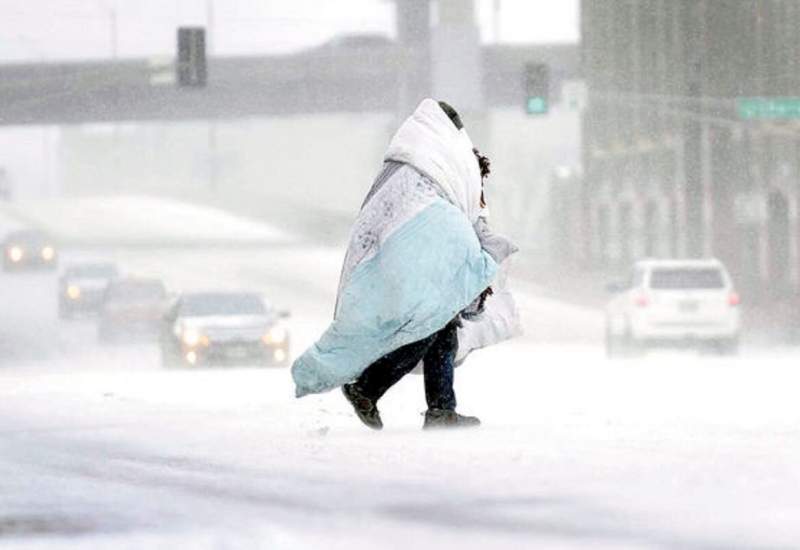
[0,0,579,62]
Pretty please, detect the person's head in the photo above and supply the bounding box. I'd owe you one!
[438,100,491,205]
[386,98,485,221]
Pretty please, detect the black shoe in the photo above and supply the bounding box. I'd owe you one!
[342,384,383,430]
[423,409,481,430]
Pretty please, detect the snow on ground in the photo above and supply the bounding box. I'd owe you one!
[2,205,800,549]
[6,196,295,246]
[2,344,800,549]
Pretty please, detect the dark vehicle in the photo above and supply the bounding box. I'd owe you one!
[160,292,290,368]
[3,229,58,271]
[58,263,120,319]
[98,277,168,343]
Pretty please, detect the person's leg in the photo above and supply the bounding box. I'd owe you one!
[421,321,458,411]
[343,333,437,430]
[354,333,436,402]
[421,320,481,429]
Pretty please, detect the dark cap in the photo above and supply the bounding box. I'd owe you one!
[438,101,464,130]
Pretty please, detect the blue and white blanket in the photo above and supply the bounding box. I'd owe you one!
[292,99,519,397]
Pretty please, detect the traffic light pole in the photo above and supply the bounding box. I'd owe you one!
[395,0,431,117]
[207,0,218,193]
[680,1,705,259]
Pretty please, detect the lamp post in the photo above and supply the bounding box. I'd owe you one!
[493,0,502,43]
[15,35,53,198]
[206,0,214,55]
[95,0,121,192]
[94,0,118,59]
[206,0,218,192]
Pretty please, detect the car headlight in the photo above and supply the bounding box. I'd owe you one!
[7,246,23,262]
[262,325,287,345]
[66,285,81,300]
[182,328,203,347]
[41,246,55,261]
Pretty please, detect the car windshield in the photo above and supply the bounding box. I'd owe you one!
[179,294,266,317]
[107,281,166,303]
[67,265,118,278]
[649,268,725,290]
[6,231,48,244]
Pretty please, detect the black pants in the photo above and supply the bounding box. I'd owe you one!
[354,321,459,411]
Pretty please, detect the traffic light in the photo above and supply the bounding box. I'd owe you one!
[177,27,207,87]
[524,62,549,115]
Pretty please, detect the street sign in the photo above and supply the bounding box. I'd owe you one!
[737,97,800,120]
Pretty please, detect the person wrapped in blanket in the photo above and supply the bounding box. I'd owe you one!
[291,99,520,430]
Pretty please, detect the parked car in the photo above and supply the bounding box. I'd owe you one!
[98,277,168,343]
[58,262,120,319]
[605,259,741,357]
[3,229,58,271]
[160,291,290,368]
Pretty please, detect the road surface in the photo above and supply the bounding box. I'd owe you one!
[1,210,799,549]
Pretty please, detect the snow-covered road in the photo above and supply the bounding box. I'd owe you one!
[2,209,800,548]
[3,336,800,549]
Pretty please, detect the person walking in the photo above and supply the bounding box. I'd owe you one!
[291,99,519,429]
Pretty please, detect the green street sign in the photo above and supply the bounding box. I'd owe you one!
[738,97,800,120]
[527,96,548,115]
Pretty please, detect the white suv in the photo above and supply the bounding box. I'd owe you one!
[605,259,741,357]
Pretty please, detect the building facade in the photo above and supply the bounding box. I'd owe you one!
[581,0,800,301]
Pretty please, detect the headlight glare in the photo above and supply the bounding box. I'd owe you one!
[263,325,287,345]
[182,328,202,347]
[8,246,23,262]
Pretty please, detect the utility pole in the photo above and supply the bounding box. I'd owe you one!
[206,0,218,192]
[19,38,52,197]
[493,0,501,43]
[683,0,706,258]
[112,2,120,195]
[395,0,431,117]
[110,2,118,58]
[206,0,214,55]
[99,0,121,193]
[431,0,485,137]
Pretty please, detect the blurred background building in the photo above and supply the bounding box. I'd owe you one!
[0,0,581,258]
[581,0,800,310]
